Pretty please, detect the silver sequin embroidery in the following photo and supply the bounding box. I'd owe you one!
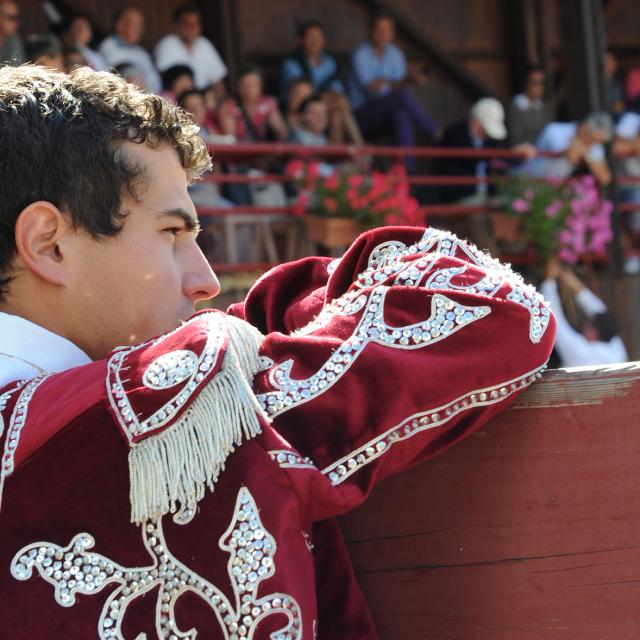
[11,487,302,640]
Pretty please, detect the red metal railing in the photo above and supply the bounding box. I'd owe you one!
[197,142,634,274]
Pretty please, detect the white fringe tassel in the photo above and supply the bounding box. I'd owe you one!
[129,316,267,525]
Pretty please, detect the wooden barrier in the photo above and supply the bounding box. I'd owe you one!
[340,363,640,639]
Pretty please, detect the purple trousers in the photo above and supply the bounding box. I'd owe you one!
[354,87,438,166]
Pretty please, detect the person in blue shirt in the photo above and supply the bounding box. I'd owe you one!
[348,14,438,162]
[280,21,362,143]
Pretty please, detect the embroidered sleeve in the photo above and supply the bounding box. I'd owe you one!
[249,227,556,520]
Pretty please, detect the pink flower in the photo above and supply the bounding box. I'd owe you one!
[390,163,407,178]
[307,162,320,180]
[324,173,340,190]
[545,200,562,218]
[512,198,530,213]
[322,197,338,213]
[346,187,360,207]
[291,191,309,217]
[559,230,574,244]
[347,174,364,188]
[559,247,578,264]
[285,159,304,179]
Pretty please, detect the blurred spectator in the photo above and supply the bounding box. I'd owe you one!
[114,62,146,91]
[280,20,361,144]
[291,95,329,145]
[202,83,231,136]
[99,8,161,93]
[224,64,288,142]
[154,4,227,93]
[284,78,313,133]
[64,46,87,72]
[612,109,640,273]
[348,14,438,159]
[0,0,24,65]
[522,112,613,186]
[507,65,553,146]
[178,89,234,259]
[604,49,625,119]
[291,96,334,177]
[435,98,534,253]
[280,21,342,100]
[26,34,64,70]
[62,16,107,72]
[625,65,640,110]
[540,260,627,367]
[436,97,534,202]
[160,64,194,103]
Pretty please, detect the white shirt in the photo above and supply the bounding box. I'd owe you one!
[80,46,107,72]
[615,111,640,140]
[0,312,91,389]
[539,280,628,368]
[615,112,640,177]
[154,34,227,90]
[524,122,605,179]
[98,35,161,93]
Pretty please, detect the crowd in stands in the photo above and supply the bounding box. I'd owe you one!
[3,1,640,269]
[0,0,634,363]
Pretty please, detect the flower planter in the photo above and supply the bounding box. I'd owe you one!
[490,212,522,244]
[305,215,366,249]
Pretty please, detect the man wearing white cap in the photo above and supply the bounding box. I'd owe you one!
[435,98,534,250]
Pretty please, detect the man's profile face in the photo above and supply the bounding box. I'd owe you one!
[66,142,219,359]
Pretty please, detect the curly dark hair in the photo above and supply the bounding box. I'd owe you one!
[0,64,211,299]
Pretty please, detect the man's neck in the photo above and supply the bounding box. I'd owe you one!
[0,297,80,357]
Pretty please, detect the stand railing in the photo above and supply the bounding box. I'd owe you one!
[197,142,635,274]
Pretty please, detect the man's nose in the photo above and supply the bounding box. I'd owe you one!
[184,245,220,302]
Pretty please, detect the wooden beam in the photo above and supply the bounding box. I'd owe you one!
[341,362,640,638]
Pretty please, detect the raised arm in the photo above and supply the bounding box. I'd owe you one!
[244,227,556,520]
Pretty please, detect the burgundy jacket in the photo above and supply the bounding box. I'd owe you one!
[0,227,554,638]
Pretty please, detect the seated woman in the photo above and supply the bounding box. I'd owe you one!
[178,88,235,260]
[280,20,362,144]
[223,64,289,142]
[291,95,335,177]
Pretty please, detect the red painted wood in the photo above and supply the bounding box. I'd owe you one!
[340,364,640,639]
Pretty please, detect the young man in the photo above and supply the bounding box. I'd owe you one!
[0,65,554,638]
[348,14,438,154]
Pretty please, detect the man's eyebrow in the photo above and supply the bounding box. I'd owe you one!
[157,208,201,233]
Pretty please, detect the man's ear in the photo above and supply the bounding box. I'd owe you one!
[13,201,73,287]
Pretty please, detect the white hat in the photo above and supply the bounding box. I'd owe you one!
[471,97,507,140]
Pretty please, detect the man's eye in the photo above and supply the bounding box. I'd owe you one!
[164,227,182,236]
